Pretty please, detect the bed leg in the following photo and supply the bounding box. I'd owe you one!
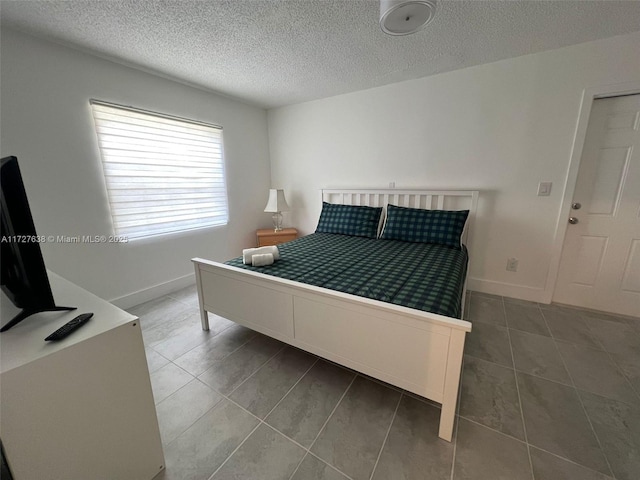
[460,285,468,319]
[439,329,466,441]
[194,265,210,331]
[199,305,209,331]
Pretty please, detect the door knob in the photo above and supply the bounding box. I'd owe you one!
[571,202,581,210]
[568,217,579,224]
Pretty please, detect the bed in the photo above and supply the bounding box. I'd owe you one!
[192,189,477,441]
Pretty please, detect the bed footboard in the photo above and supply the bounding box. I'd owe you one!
[192,258,470,442]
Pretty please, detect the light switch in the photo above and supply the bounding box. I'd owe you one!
[537,182,552,196]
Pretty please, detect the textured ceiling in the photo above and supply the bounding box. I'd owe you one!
[2,0,640,109]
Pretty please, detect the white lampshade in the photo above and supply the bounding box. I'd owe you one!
[380,0,437,36]
[264,189,290,213]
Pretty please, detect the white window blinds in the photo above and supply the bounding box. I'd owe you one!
[90,100,228,240]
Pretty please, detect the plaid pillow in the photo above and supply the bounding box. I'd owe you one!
[315,202,382,238]
[380,204,469,248]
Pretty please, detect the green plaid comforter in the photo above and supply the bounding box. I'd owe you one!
[226,233,468,319]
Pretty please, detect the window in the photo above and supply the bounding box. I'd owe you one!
[90,99,228,240]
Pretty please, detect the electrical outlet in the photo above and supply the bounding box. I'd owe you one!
[389,181,395,189]
[506,258,518,272]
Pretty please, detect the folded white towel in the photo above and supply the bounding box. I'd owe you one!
[251,253,274,267]
[243,246,280,264]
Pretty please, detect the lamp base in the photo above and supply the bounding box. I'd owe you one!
[271,212,283,231]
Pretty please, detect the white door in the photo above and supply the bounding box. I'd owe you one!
[554,94,640,317]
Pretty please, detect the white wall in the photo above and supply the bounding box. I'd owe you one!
[268,31,640,302]
[1,28,272,307]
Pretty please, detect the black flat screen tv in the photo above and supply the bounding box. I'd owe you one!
[0,156,75,332]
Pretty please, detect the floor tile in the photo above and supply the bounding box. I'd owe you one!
[453,418,531,480]
[265,360,355,448]
[230,346,317,418]
[142,312,201,348]
[471,292,503,301]
[311,376,401,480]
[628,317,640,334]
[168,284,199,307]
[145,346,170,373]
[161,399,259,480]
[464,322,513,367]
[530,447,613,480]
[152,314,234,360]
[174,324,256,376]
[580,309,635,325]
[211,424,305,480]
[556,341,638,404]
[505,303,550,336]
[468,295,506,326]
[509,329,571,384]
[372,395,454,480]
[584,317,640,357]
[198,334,285,394]
[138,293,638,480]
[155,379,222,446]
[403,389,442,410]
[610,351,640,395]
[130,296,195,332]
[503,297,539,307]
[150,363,194,405]
[459,355,524,440]
[291,454,350,480]
[516,372,610,475]
[538,302,579,312]
[542,309,601,348]
[580,390,640,480]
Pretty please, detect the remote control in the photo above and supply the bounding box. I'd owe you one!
[45,313,93,341]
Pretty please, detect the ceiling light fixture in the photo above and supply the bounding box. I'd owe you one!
[380,0,437,36]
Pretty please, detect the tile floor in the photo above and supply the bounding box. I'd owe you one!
[132,287,640,480]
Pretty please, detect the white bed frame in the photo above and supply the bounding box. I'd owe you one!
[192,189,477,441]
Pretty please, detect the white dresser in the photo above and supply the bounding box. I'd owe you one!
[0,272,164,479]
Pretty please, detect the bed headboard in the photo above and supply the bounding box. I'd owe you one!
[321,189,479,246]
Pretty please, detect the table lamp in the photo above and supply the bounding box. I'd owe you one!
[264,189,289,231]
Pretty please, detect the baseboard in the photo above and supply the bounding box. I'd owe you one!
[109,273,196,309]
[110,273,545,310]
[467,277,547,304]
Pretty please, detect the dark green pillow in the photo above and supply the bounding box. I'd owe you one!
[315,202,382,238]
[380,204,469,248]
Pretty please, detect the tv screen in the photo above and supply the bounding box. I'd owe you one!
[0,156,74,332]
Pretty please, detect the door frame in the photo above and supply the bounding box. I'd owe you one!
[543,81,640,305]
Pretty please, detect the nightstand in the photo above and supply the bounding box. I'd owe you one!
[256,228,298,247]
